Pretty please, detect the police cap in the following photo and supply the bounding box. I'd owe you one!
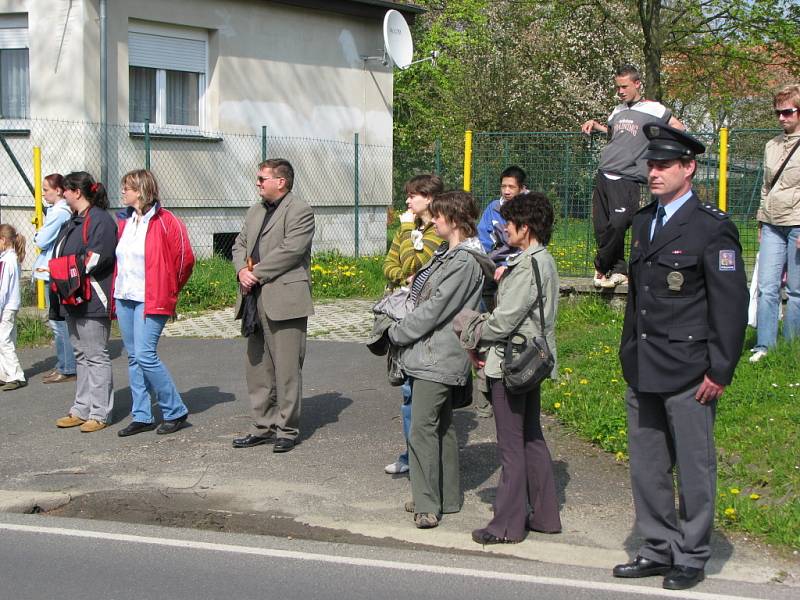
[641,123,705,161]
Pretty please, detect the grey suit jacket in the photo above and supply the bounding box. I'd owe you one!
[233,191,315,321]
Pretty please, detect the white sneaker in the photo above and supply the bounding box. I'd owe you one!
[601,273,628,288]
[749,350,767,364]
[385,461,410,474]
[593,272,606,288]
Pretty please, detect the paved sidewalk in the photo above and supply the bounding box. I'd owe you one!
[163,299,374,341]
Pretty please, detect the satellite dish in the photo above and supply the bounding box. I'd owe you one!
[383,10,413,70]
[361,10,439,69]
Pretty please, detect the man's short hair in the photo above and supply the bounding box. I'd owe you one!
[615,64,641,82]
[774,84,800,109]
[258,158,294,190]
[500,165,526,187]
[404,174,444,197]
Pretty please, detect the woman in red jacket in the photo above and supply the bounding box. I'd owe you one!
[115,169,195,436]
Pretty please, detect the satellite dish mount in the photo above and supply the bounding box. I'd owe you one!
[361,10,439,69]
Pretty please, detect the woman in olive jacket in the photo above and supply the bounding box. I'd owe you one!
[459,192,562,543]
[387,191,495,529]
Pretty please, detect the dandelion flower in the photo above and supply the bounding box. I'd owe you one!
[730,487,740,495]
[749,493,760,500]
[579,378,588,385]
[724,507,737,518]
[554,402,561,409]
[563,367,573,374]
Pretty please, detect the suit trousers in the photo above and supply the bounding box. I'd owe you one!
[592,174,641,276]
[245,316,307,440]
[485,379,561,539]
[409,378,462,516]
[626,383,716,569]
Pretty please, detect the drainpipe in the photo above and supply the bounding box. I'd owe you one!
[100,0,108,183]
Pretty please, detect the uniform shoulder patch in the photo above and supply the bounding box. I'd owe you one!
[699,203,729,220]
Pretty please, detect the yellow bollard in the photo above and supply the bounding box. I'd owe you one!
[463,130,473,192]
[717,128,728,212]
[33,147,45,310]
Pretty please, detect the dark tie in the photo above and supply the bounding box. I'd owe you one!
[651,205,666,240]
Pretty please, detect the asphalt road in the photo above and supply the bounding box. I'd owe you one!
[0,514,789,600]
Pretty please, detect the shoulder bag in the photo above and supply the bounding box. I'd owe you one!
[500,255,555,395]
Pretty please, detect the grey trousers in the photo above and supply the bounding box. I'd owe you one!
[626,383,717,569]
[409,378,462,516]
[67,317,114,423]
[245,316,307,440]
[484,379,561,539]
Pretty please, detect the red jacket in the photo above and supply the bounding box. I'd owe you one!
[116,204,195,316]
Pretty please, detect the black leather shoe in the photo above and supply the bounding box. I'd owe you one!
[118,421,156,437]
[232,433,273,448]
[613,556,671,578]
[472,528,522,545]
[273,438,295,453]
[663,566,705,590]
[156,414,188,435]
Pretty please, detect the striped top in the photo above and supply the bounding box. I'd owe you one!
[383,220,443,288]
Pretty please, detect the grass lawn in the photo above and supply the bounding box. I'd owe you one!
[548,296,800,550]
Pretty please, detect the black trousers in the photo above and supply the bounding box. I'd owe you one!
[592,173,642,276]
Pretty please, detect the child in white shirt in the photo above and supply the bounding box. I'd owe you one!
[0,224,27,390]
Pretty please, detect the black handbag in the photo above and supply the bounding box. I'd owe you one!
[500,255,555,394]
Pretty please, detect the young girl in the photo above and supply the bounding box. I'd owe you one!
[0,224,27,390]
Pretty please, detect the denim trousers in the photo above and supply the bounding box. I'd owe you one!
[44,290,76,375]
[755,224,800,350]
[116,299,188,423]
[397,376,413,466]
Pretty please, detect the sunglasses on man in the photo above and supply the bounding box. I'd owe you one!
[774,108,799,117]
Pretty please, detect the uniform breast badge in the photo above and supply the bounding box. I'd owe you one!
[667,271,684,291]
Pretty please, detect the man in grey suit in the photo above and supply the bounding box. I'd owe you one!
[232,159,315,453]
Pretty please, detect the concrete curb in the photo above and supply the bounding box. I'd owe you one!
[0,490,72,514]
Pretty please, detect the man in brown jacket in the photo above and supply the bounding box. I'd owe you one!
[232,159,315,453]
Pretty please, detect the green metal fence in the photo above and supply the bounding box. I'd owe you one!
[470,129,771,277]
[0,118,393,272]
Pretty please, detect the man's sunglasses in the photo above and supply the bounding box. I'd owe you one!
[774,108,799,117]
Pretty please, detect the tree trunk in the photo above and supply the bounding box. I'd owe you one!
[638,0,663,101]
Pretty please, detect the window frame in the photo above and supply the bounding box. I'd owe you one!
[0,13,30,122]
[128,21,208,135]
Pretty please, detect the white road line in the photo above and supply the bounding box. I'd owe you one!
[0,522,763,600]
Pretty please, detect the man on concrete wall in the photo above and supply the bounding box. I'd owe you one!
[232,159,315,454]
[613,124,748,591]
[581,65,684,289]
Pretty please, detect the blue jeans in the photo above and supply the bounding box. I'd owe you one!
[116,299,188,423]
[755,224,800,351]
[45,290,76,375]
[398,377,413,466]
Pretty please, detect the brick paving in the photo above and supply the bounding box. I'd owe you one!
[162,299,375,341]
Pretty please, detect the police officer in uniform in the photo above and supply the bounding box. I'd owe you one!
[612,124,748,590]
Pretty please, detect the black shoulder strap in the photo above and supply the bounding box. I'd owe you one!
[506,253,546,338]
[769,138,800,191]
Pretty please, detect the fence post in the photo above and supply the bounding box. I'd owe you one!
[717,127,728,212]
[354,132,360,258]
[33,146,45,310]
[434,138,441,175]
[261,125,267,162]
[144,119,151,170]
[463,130,473,191]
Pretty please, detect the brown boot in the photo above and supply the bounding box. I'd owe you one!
[80,419,108,433]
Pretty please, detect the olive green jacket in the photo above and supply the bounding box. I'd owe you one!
[461,243,559,379]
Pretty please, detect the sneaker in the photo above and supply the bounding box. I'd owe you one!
[593,272,606,288]
[80,419,108,433]
[414,512,439,529]
[404,499,415,513]
[601,273,628,288]
[56,414,86,428]
[1,380,27,391]
[749,350,767,364]
[385,461,410,474]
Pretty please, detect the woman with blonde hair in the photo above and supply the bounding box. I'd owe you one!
[115,169,195,436]
[0,224,27,390]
